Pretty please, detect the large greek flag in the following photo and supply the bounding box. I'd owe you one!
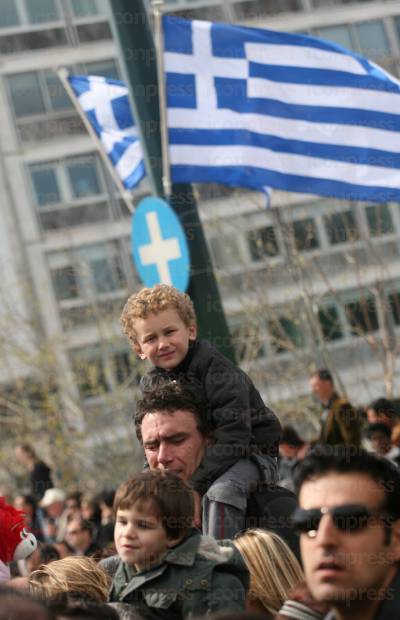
[68,75,145,190]
[164,16,400,203]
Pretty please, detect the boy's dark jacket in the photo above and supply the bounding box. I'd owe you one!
[140,339,282,494]
[105,529,249,619]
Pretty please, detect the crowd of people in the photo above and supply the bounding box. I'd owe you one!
[2,284,400,620]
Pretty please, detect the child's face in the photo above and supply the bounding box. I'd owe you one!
[114,502,179,570]
[134,308,196,370]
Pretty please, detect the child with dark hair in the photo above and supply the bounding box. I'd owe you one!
[107,471,248,619]
[0,586,51,620]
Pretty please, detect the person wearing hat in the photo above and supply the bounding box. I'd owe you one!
[39,489,67,543]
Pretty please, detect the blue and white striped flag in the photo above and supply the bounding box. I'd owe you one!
[68,75,145,190]
[164,17,400,203]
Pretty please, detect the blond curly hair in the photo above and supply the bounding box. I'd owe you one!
[29,556,110,604]
[121,284,197,348]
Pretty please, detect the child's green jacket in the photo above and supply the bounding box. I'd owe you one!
[107,529,249,619]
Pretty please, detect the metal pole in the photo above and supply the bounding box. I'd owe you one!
[57,68,135,214]
[152,0,171,197]
[108,1,236,361]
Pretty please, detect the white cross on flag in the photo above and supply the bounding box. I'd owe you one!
[68,75,145,190]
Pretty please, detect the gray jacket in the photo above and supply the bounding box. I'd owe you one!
[104,529,248,620]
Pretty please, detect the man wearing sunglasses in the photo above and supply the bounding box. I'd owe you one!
[292,447,400,619]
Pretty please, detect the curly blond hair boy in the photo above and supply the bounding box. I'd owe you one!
[120,284,281,539]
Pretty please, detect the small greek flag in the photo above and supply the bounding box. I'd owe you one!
[68,75,145,190]
[164,16,400,203]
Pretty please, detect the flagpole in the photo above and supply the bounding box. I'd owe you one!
[57,68,136,214]
[151,0,171,198]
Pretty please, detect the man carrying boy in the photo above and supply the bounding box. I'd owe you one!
[134,382,298,548]
[121,285,281,536]
[107,470,248,619]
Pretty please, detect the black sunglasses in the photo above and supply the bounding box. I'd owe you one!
[292,503,385,538]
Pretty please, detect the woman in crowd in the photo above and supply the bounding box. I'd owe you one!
[15,445,53,502]
[14,494,44,541]
[233,529,304,619]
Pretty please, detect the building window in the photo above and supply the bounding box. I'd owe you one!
[7,61,118,142]
[45,71,72,111]
[26,0,59,24]
[76,21,111,43]
[113,351,138,385]
[50,241,127,302]
[30,156,104,205]
[388,291,400,326]
[292,218,319,252]
[269,316,304,353]
[70,0,99,17]
[395,17,400,45]
[209,235,242,270]
[317,24,353,50]
[8,72,46,117]
[0,0,60,28]
[71,348,109,400]
[366,204,394,237]
[230,319,266,362]
[0,0,19,28]
[29,154,113,230]
[7,70,72,119]
[85,59,119,80]
[317,20,390,60]
[67,158,101,198]
[355,20,390,59]
[318,305,343,341]
[51,266,78,301]
[232,0,299,20]
[76,243,126,294]
[70,343,136,400]
[324,210,359,245]
[345,296,379,335]
[247,226,279,261]
[30,167,61,206]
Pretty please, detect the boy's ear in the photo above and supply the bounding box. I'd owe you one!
[134,343,147,360]
[166,534,185,549]
[390,519,400,560]
[188,324,197,341]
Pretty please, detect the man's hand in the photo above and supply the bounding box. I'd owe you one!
[192,490,203,529]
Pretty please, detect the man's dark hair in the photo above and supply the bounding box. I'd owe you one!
[367,423,392,439]
[113,470,194,540]
[134,379,209,441]
[281,425,304,447]
[0,587,51,620]
[368,397,398,419]
[68,518,93,537]
[98,489,115,509]
[38,543,61,564]
[78,518,94,536]
[66,491,82,506]
[311,368,333,383]
[294,447,400,520]
[49,601,119,620]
